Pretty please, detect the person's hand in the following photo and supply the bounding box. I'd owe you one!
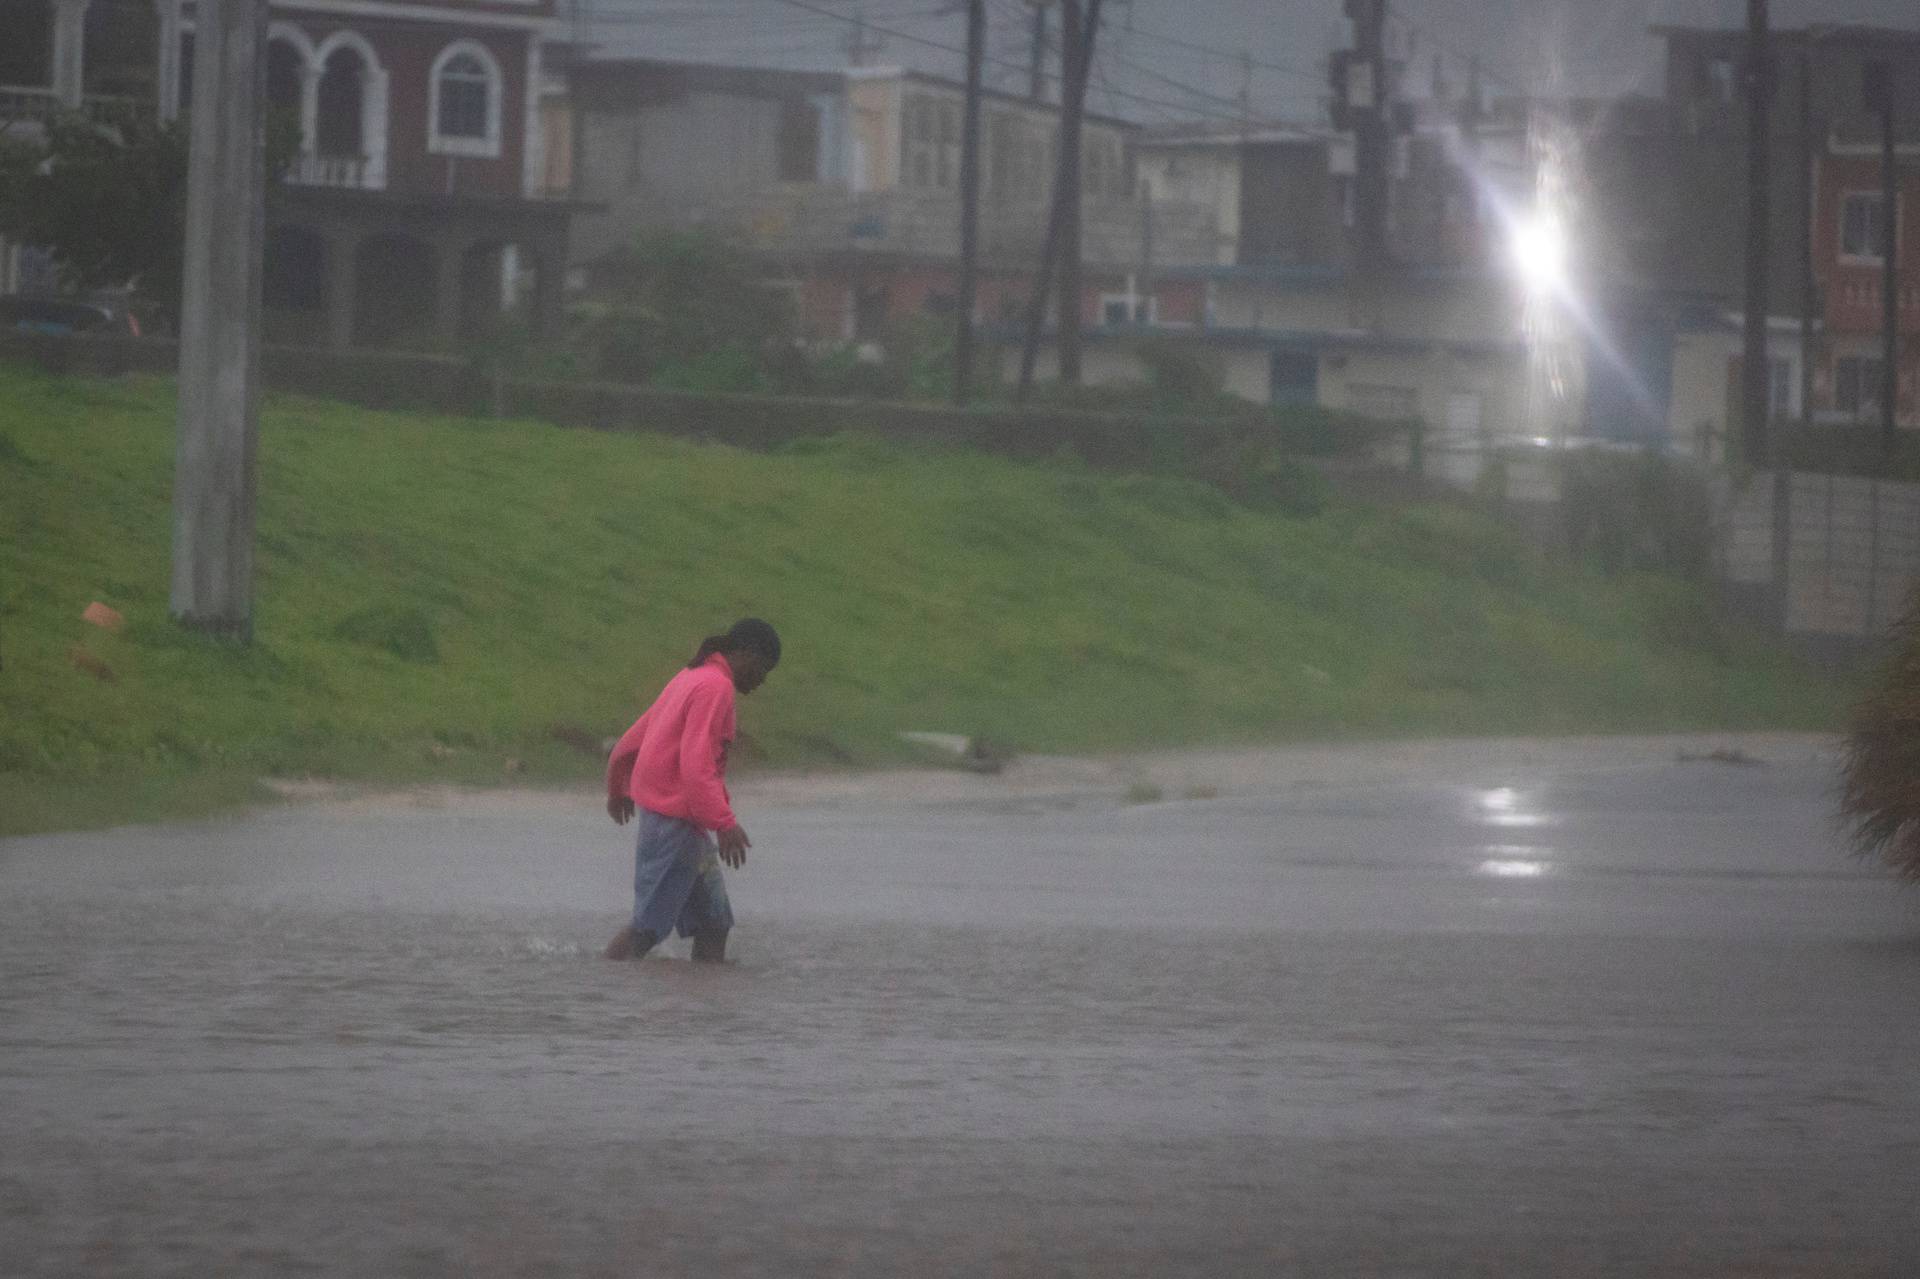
[607,795,635,826]
[717,824,751,869]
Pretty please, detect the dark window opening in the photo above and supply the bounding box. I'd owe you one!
[778,97,820,182]
[316,48,365,158]
[264,228,327,313]
[83,0,158,102]
[854,282,889,339]
[0,1,55,89]
[267,40,304,115]
[1836,356,1886,421]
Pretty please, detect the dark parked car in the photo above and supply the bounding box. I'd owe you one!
[0,295,142,337]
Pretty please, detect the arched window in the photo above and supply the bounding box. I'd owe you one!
[429,41,501,158]
[316,45,366,158]
[266,39,305,117]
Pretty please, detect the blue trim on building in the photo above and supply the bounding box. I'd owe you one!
[984,320,1525,360]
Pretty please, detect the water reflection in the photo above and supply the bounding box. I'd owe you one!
[1474,786,1550,829]
[1477,844,1554,878]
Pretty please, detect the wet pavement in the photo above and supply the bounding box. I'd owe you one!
[3,735,1918,1277]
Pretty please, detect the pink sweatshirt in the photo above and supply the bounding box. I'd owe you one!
[605,653,740,833]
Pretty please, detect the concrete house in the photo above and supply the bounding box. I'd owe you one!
[1020,99,1575,466]
[565,58,1222,342]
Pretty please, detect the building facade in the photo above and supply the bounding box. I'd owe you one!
[1061,94,1557,455]
[1607,24,1920,449]
[0,0,579,348]
[566,58,1222,343]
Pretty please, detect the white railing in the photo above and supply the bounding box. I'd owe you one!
[284,153,384,191]
[0,88,152,128]
[0,86,60,122]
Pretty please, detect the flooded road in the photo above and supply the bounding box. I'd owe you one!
[4,735,1918,1276]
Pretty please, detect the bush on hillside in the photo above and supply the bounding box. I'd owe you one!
[578,231,797,386]
[1136,338,1226,403]
[1840,598,1920,879]
[1561,450,1713,580]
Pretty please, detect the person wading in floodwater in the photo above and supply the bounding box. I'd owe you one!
[602,619,781,963]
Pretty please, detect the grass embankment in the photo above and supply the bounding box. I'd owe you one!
[1,364,1849,835]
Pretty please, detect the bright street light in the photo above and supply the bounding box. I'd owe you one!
[1511,213,1568,295]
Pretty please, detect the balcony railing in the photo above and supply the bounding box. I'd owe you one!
[0,86,58,121]
[647,185,1226,272]
[0,87,152,129]
[283,153,384,192]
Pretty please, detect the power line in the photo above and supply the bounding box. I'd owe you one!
[583,3,951,26]
[1380,1,1528,95]
[763,0,1316,126]
[1113,22,1325,87]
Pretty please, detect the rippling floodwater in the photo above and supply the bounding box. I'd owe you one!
[4,742,1919,1276]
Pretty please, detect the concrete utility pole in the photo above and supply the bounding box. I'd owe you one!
[1864,59,1900,458]
[1741,0,1773,468]
[954,0,986,404]
[170,0,266,639]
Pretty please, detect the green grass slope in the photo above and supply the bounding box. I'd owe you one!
[1,364,1846,834]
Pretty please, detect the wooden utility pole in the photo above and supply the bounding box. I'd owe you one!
[1056,0,1089,385]
[1014,0,1099,399]
[1347,0,1390,265]
[1799,42,1818,439]
[1029,0,1048,102]
[170,0,266,638]
[954,0,986,404]
[1137,177,1154,324]
[1865,60,1900,458]
[1781,37,1817,630]
[1741,0,1773,468]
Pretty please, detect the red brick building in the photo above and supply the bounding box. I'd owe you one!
[1812,149,1920,426]
[0,0,581,347]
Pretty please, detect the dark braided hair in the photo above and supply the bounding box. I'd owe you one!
[688,617,782,669]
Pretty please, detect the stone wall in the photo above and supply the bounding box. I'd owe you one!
[0,332,1377,475]
[1718,470,1920,640]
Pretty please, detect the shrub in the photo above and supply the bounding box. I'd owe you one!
[1136,338,1225,403]
[1560,450,1712,580]
[1840,599,1920,879]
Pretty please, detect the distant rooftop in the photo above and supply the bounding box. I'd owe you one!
[570,56,1139,129]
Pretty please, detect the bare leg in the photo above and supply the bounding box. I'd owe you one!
[689,928,729,964]
[603,925,660,961]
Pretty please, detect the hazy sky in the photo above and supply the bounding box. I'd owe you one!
[569,0,1920,125]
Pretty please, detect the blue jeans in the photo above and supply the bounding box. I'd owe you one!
[631,809,735,941]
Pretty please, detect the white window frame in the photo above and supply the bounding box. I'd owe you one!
[902,92,949,191]
[1767,355,1795,420]
[428,39,503,159]
[309,28,389,187]
[1840,190,1899,265]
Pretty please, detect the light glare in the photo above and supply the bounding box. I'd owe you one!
[1511,215,1567,293]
